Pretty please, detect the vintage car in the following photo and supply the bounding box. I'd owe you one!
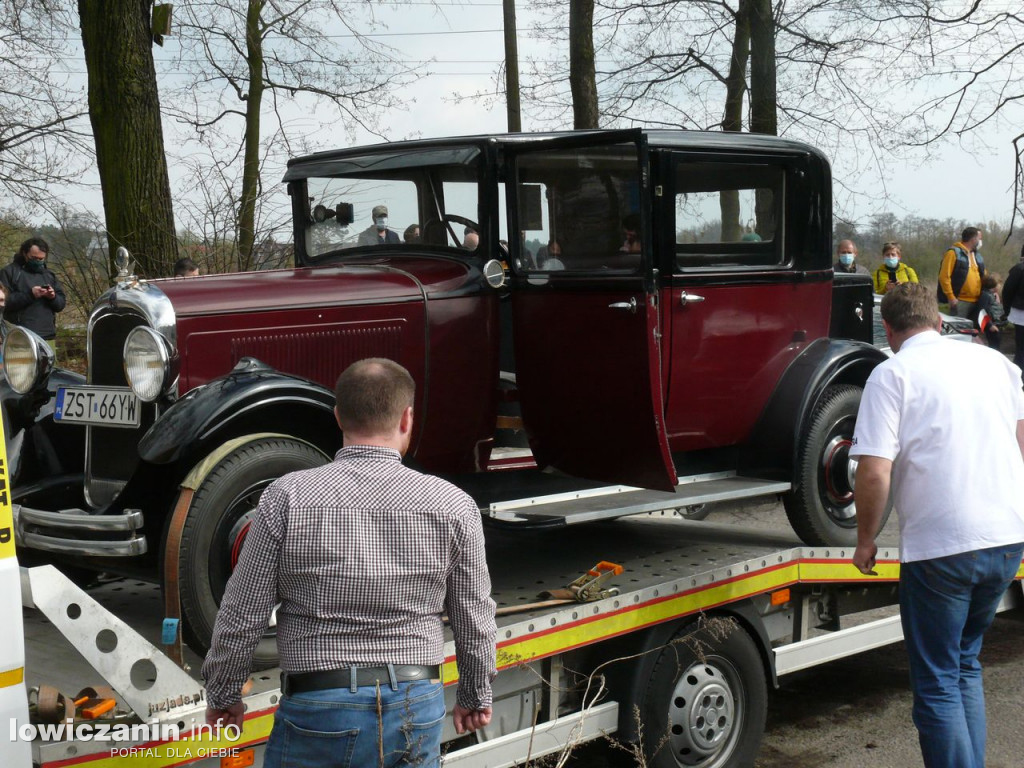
[3,129,887,659]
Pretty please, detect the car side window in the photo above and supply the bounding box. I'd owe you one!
[673,161,784,270]
[513,144,643,274]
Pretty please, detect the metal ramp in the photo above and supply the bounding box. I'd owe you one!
[486,472,792,526]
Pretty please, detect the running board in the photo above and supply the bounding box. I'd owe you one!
[487,475,792,526]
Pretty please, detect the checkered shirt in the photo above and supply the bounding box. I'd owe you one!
[202,445,497,711]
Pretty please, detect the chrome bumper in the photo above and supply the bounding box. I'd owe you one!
[14,505,148,556]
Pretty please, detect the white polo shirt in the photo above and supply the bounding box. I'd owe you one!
[850,330,1024,562]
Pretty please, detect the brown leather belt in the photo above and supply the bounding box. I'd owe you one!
[281,665,441,695]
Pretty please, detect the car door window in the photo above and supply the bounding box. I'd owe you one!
[674,161,784,270]
[513,144,644,274]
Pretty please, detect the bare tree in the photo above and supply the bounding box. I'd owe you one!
[0,1,91,213]
[78,0,179,277]
[570,0,600,129]
[523,0,990,216]
[164,0,414,270]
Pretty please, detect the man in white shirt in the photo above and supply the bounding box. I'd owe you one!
[851,282,1024,768]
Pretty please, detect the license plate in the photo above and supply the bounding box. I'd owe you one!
[55,387,141,428]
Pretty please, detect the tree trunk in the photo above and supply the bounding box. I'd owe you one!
[503,0,521,132]
[722,0,750,134]
[748,0,777,235]
[748,0,777,137]
[237,0,264,270]
[569,0,599,129]
[721,0,751,239]
[78,0,178,278]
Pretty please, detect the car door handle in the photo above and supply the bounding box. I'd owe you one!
[608,297,638,313]
[680,291,705,305]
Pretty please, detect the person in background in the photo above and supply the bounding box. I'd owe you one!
[539,240,564,270]
[0,237,66,357]
[1001,243,1024,377]
[620,213,641,254]
[873,241,918,294]
[403,224,421,243]
[835,239,869,276]
[939,227,985,317]
[174,257,200,277]
[462,226,479,251]
[357,205,400,246]
[970,273,1004,349]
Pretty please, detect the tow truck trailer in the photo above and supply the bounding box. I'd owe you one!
[15,484,1024,768]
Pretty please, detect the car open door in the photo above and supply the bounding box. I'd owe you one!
[506,131,677,491]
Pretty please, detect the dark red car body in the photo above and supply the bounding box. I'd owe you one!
[4,129,884,659]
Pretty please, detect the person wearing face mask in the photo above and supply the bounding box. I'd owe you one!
[357,204,401,246]
[0,237,66,355]
[834,239,869,275]
[873,242,919,295]
[939,226,985,318]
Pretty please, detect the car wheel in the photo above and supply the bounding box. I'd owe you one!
[178,437,327,665]
[640,620,767,768]
[783,384,890,546]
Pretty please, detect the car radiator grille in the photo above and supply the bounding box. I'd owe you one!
[85,312,158,508]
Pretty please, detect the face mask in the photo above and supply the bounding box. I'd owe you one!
[839,254,854,266]
[976,239,983,250]
[884,257,899,269]
[25,259,46,274]
[374,216,388,229]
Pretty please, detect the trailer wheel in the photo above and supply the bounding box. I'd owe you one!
[178,438,327,665]
[783,384,888,546]
[641,620,766,768]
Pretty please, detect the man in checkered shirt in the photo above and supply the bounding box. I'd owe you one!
[203,358,497,767]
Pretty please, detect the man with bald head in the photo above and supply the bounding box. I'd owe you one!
[835,239,868,276]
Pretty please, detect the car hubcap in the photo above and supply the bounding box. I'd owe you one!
[668,662,737,765]
[821,433,857,522]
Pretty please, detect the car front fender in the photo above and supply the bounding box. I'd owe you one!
[138,358,338,466]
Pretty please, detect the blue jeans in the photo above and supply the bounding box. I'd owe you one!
[263,680,445,768]
[900,543,1024,768]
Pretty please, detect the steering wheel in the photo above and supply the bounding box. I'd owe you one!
[422,214,479,248]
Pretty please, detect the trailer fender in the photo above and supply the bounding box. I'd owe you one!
[739,338,886,481]
[600,599,773,742]
[139,357,338,466]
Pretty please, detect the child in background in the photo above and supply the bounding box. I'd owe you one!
[972,273,1004,349]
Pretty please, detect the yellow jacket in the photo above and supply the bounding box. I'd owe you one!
[873,262,919,294]
[938,242,983,303]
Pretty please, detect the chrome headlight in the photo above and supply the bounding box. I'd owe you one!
[482,259,507,289]
[123,326,175,402]
[3,326,54,394]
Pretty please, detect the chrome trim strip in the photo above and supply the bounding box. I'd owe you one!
[20,532,147,557]
[16,506,144,532]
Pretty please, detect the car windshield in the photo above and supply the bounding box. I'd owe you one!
[298,147,482,259]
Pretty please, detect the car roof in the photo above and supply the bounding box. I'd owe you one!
[285,129,826,179]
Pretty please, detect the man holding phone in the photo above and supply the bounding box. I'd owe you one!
[0,237,66,356]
